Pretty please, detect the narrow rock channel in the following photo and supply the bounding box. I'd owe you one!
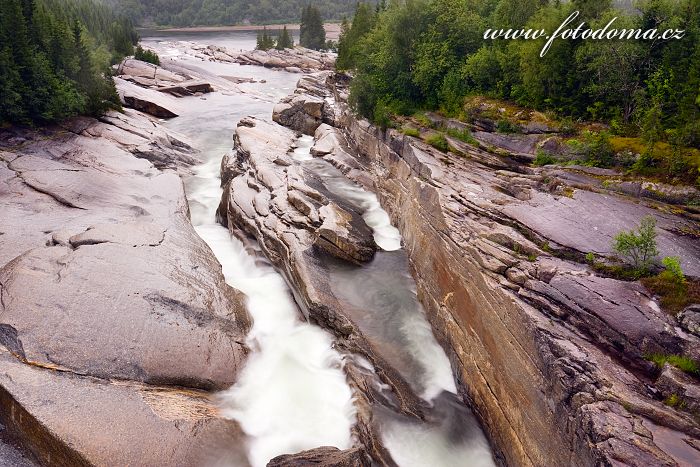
[157,67,356,465]
[152,34,496,465]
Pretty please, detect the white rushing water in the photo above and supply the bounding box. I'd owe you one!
[293,137,495,467]
[150,27,495,464]
[292,136,402,251]
[181,104,355,467]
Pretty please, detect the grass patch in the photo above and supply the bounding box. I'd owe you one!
[496,119,520,134]
[426,133,449,152]
[413,112,433,128]
[402,127,420,137]
[446,127,477,145]
[642,273,700,315]
[645,353,700,376]
[664,393,687,409]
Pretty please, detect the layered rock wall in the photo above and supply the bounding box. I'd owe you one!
[273,73,700,466]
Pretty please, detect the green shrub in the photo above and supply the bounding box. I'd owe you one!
[641,257,698,314]
[566,130,614,167]
[612,215,658,276]
[661,256,686,284]
[585,252,595,263]
[446,127,477,145]
[558,116,577,136]
[402,127,420,137]
[426,133,448,152]
[134,45,160,65]
[373,99,393,130]
[496,119,520,134]
[664,393,686,409]
[533,150,557,166]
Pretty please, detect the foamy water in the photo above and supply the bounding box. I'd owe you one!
[294,136,495,467]
[184,119,355,467]
[291,136,402,251]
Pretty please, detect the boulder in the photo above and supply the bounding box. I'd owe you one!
[316,202,376,264]
[115,77,181,118]
[267,446,368,467]
[678,305,700,337]
[656,363,700,415]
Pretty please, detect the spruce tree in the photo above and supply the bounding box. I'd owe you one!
[299,5,325,50]
[276,25,293,50]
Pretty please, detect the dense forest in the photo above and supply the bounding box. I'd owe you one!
[338,0,700,182]
[107,0,367,26]
[0,0,137,125]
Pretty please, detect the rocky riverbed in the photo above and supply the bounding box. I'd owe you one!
[0,109,251,465]
[266,71,700,465]
[2,38,699,466]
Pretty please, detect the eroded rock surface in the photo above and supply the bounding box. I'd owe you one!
[0,110,251,465]
[217,116,439,464]
[273,72,337,134]
[267,446,368,467]
[153,41,336,72]
[273,72,700,466]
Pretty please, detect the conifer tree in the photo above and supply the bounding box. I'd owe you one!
[275,25,293,50]
[299,5,325,50]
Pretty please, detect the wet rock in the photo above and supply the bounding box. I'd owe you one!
[267,446,368,467]
[316,203,376,264]
[115,78,181,118]
[678,305,700,337]
[291,72,700,466]
[0,110,251,463]
[273,94,325,135]
[219,116,429,463]
[273,72,335,135]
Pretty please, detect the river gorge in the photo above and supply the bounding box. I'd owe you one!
[0,29,699,467]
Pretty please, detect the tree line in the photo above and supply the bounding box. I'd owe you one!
[255,6,327,51]
[256,26,294,51]
[338,0,700,157]
[107,0,365,27]
[0,0,138,125]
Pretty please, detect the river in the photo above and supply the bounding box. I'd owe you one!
[141,30,494,467]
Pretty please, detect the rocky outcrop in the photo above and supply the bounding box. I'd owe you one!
[0,109,251,465]
[154,41,336,72]
[115,77,181,118]
[267,446,368,467]
[275,73,700,466]
[272,72,337,135]
[217,116,447,464]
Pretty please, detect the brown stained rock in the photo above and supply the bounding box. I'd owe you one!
[0,352,249,467]
[267,446,368,467]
